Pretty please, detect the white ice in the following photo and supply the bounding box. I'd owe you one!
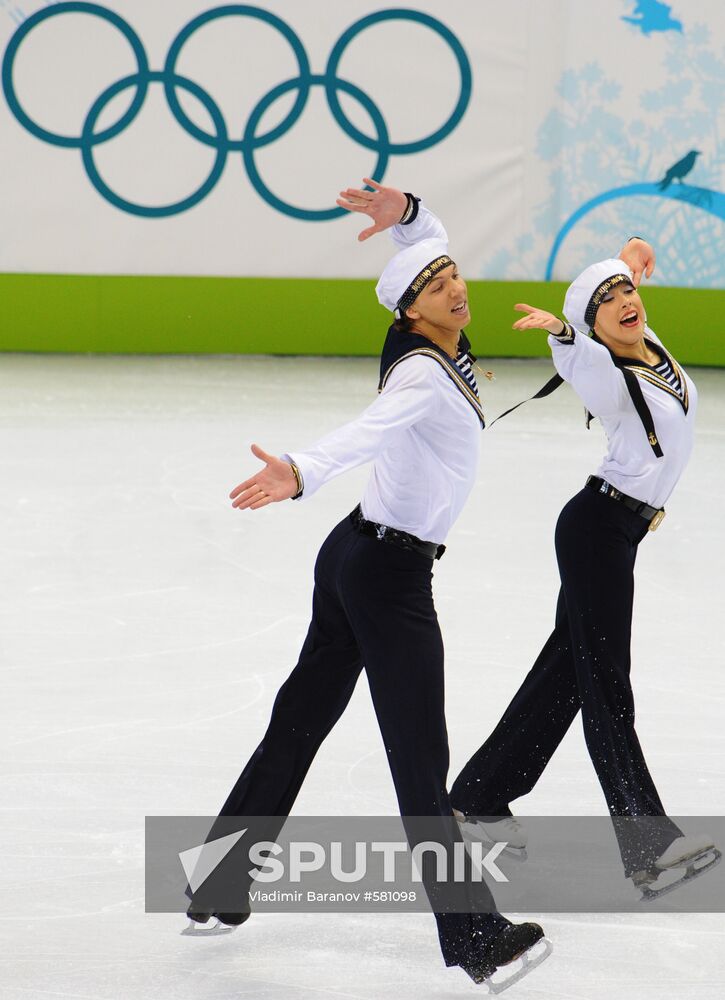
[1,353,724,999]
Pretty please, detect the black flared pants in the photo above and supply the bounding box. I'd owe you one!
[451,487,682,876]
[205,512,507,964]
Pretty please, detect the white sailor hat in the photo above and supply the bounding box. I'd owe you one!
[563,258,634,333]
[376,237,454,315]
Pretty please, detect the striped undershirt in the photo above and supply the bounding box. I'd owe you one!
[456,348,480,398]
[654,354,683,398]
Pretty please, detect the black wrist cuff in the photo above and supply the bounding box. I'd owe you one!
[399,193,420,225]
[552,321,574,342]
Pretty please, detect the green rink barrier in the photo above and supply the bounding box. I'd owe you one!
[1,273,723,366]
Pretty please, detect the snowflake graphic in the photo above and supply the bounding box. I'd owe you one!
[483,22,724,288]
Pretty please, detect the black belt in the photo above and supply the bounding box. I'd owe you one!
[350,505,446,560]
[586,476,666,531]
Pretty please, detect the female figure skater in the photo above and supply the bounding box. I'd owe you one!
[186,180,551,990]
[451,255,720,897]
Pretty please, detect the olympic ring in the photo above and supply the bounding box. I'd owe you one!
[2,2,149,148]
[163,6,312,152]
[2,2,472,219]
[82,71,228,217]
[243,74,390,221]
[324,9,472,156]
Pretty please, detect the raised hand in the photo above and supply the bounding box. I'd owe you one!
[618,238,656,287]
[512,303,567,335]
[229,444,298,510]
[336,177,407,241]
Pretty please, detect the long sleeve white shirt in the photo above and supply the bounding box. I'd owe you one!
[287,353,482,545]
[386,201,448,248]
[286,204,481,545]
[548,326,697,509]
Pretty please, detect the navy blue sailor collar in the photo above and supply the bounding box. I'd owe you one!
[589,332,689,417]
[585,332,690,457]
[377,324,485,428]
[606,336,689,414]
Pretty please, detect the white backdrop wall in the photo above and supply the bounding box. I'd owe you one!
[1,0,723,285]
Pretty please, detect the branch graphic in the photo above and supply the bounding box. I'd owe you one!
[545,182,724,280]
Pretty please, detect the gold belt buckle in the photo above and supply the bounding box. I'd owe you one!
[648,509,666,532]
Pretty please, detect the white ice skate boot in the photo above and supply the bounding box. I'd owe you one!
[454,810,528,861]
[182,906,250,936]
[633,834,721,902]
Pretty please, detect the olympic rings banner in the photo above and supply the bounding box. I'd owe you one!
[1,0,723,288]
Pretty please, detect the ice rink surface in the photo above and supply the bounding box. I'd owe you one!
[1,352,724,999]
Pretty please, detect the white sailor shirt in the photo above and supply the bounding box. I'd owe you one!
[286,353,482,546]
[285,204,482,545]
[548,325,697,509]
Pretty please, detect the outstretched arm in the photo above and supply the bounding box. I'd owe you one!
[229,445,300,510]
[617,238,655,286]
[229,357,439,511]
[336,178,407,241]
[512,303,566,336]
[336,178,448,247]
[512,303,627,417]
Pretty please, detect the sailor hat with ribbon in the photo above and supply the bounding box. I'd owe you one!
[376,238,454,317]
[563,258,635,333]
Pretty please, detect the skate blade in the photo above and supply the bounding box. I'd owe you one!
[484,938,553,995]
[181,919,237,937]
[460,822,528,863]
[639,848,722,903]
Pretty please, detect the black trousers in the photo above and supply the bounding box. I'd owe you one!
[451,487,682,877]
[210,512,506,964]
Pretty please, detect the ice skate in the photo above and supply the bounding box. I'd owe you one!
[633,834,722,902]
[459,921,552,993]
[455,810,528,861]
[181,906,250,936]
